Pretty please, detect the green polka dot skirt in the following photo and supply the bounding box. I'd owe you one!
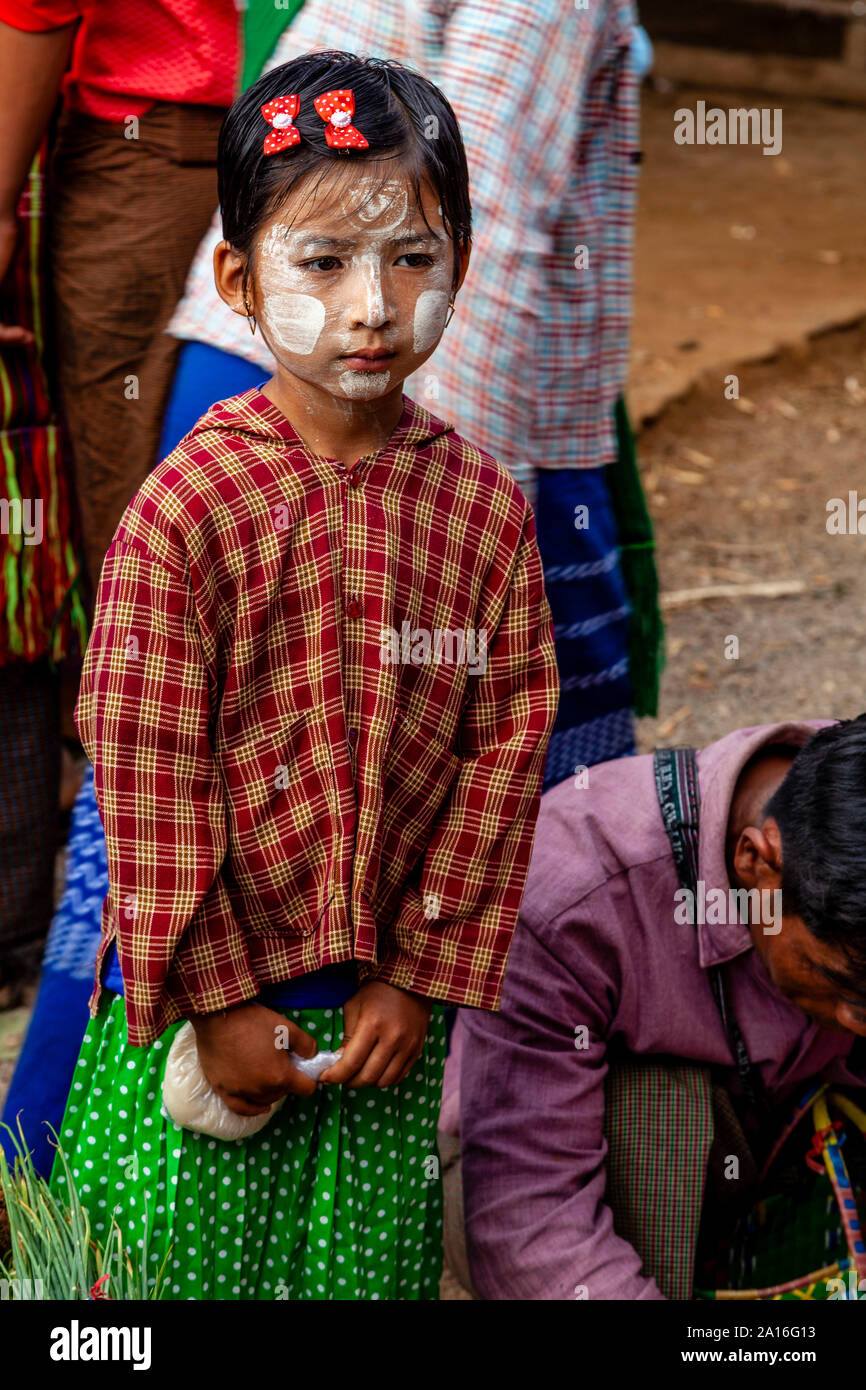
[50,993,446,1300]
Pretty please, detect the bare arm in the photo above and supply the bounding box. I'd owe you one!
[0,17,76,342]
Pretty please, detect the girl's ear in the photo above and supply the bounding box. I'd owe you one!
[213,240,250,318]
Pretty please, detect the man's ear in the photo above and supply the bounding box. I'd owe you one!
[760,816,784,873]
[213,241,249,318]
[733,817,783,888]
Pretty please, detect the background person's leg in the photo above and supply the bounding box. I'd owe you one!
[1,764,104,1176]
[48,102,226,614]
[0,658,60,1005]
[535,465,637,792]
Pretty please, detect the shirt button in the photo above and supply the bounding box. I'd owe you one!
[345,596,363,618]
[348,469,361,488]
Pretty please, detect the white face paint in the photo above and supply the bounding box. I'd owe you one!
[349,180,409,227]
[257,224,327,355]
[337,367,391,399]
[334,180,411,337]
[413,289,450,353]
[249,174,458,408]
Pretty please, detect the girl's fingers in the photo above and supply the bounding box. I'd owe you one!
[387,1048,424,1088]
[279,1064,318,1098]
[318,1023,376,1084]
[284,1021,318,1058]
[343,1039,401,1089]
[217,1088,273,1117]
[394,1051,423,1086]
[376,1050,414,1089]
[0,325,34,345]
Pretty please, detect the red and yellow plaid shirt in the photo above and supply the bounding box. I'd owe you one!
[76,388,560,1046]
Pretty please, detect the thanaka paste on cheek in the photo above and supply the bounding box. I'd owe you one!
[413,289,450,353]
[257,225,326,355]
[255,175,453,406]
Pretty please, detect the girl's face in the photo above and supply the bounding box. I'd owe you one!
[238,170,467,403]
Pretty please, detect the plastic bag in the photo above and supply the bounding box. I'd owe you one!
[161,1021,342,1140]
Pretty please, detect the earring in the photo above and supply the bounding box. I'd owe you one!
[242,291,257,336]
[444,298,456,328]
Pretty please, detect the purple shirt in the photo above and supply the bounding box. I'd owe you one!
[443,720,864,1300]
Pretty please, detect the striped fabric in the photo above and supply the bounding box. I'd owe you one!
[0,144,88,665]
[604,1057,715,1301]
[167,0,641,507]
[75,386,560,1047]
[534,465,635,787]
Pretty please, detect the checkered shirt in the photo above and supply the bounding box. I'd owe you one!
[76,388,560,1045]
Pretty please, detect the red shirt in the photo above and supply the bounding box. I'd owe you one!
[0,0,238,120]
[75,388,560,1046]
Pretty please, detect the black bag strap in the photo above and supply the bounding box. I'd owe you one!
[653,747,768,1122]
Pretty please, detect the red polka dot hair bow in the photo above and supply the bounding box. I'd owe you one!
[261,94,301,155]
[313,88,369,149]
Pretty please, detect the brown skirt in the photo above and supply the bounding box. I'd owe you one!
[48,101,227,611]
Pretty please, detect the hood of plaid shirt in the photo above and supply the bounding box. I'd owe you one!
[192,386,456,456]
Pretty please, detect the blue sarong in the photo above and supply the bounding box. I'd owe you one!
[534,465,635,791]
[1,763,104,1175]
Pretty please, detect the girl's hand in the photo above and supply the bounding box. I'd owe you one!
[190,1000,319,1116]
[318,981,431,1089]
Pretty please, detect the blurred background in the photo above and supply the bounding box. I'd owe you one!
[629,0,866,755]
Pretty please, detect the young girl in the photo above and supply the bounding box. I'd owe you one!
[51,50,560,1300]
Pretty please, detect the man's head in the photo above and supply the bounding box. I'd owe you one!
[729,716,866,1034]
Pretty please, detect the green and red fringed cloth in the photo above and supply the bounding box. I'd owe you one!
[0,144,89,668]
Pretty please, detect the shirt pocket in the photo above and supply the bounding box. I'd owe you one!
[222,713,336,937]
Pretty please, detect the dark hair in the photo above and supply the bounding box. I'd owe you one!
[217,50,472,301]
[765,715,866,999]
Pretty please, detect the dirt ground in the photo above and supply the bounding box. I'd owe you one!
[635,316,866,750]
[630,84,866,424]
[2,82,864,1302]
